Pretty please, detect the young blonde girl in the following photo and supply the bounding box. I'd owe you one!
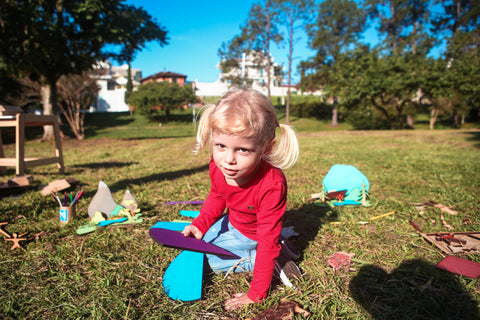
[182,88,299,310]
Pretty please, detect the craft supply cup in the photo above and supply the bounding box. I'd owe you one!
[59,205,75,224]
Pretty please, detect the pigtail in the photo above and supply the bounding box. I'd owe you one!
[268,124,299,169]
[193,104,215,155]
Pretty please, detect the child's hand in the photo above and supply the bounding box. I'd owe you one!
[224,293,254,311]
[181,225,203,239]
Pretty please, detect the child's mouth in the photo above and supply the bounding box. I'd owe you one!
[223,168,237,176]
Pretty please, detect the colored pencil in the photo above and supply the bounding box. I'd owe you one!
[51,193,62,206]
[71,190,83,205]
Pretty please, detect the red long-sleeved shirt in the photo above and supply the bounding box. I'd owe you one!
[191,158,287,302]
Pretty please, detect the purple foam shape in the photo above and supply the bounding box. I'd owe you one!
[149,228,239,259]
[164,200,205,205]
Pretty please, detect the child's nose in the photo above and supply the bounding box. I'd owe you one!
[224,150,236,164]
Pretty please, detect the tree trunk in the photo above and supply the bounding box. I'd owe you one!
[372,99,395,129]
[406,114,414,128]
[429,107,438,129]
[41,83,55,140]
[331,97,338,127]
[265,41,272,99]
[265,0,273,100]
[41,77,64,140]
[285,6,294,125]
[395,103,404,129]
[453,111,459,127]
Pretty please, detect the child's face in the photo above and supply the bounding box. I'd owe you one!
[211,131,265,187]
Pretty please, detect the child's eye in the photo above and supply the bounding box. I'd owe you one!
[215,144,226,149]
[238,148,250,153]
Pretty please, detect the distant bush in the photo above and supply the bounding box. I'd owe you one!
[290,101,332,120]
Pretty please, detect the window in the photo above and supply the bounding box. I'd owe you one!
[107,80,116,91]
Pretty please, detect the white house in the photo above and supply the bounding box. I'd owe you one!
[91,53,319,112]
[92,61,142,112]
[194,52,292,98]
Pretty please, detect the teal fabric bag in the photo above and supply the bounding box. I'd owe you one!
[322,164,369,203]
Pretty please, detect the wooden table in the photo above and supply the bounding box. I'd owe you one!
[0,113,65,176]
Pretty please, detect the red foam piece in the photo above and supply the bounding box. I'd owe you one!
[436,256,480,279]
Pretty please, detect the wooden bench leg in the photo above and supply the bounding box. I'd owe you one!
[16,114,25,176]
[0,129,6,174]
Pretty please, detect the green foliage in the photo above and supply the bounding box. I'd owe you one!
[299,0,479,130]
[289,100,332,119]
[329,47,425,129]
[0,0,169,123]
[126,82,197,120]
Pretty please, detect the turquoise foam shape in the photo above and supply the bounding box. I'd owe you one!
[151,221,190,232]
[110,204,125,217]
[98,217,127,226]
[322,164,369,197]
[180,210,200,218]
[163,250,204,301]
[345,188,362,201]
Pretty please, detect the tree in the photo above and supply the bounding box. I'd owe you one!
[0,69,40,109]
[403,0,436,55]
[56,72,98,140]
[301,0,366,126]
[126,82,197,121]
[365,0,410,54]
[330,46,423,129]
[363,0,437,128]
[430,0,480,127]
[245,1,283,99]
[273,0,311,124]
[0,0,168,139]
[218,1,283,99]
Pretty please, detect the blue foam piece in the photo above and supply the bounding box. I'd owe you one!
[151,221,190,232]
[163,250,204,301]
[97,217,127,226]
[180,210,200,218]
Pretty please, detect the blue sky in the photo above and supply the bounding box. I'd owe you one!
[121,0,318,84]
[120,1,446,84]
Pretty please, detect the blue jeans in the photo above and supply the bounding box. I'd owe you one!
[202,214,257,274]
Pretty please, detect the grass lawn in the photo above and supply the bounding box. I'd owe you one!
[0,114,479,319]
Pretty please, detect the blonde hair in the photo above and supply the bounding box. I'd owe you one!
[194,88,299,169]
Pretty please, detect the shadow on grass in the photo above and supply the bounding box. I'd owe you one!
[71,161,138,169]
[464,130,480,148]
[118,135,194,141]
[62,113,136,139]
[107,164,209,193]
[349,259,480,319]
[283,202,339,260]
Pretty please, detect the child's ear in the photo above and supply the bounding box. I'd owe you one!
[264,139,276,156]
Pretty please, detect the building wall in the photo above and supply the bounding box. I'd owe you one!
[93,62,138,112]
[97,87,130,112]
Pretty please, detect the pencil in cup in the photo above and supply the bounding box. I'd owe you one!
[53,190,83,224]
